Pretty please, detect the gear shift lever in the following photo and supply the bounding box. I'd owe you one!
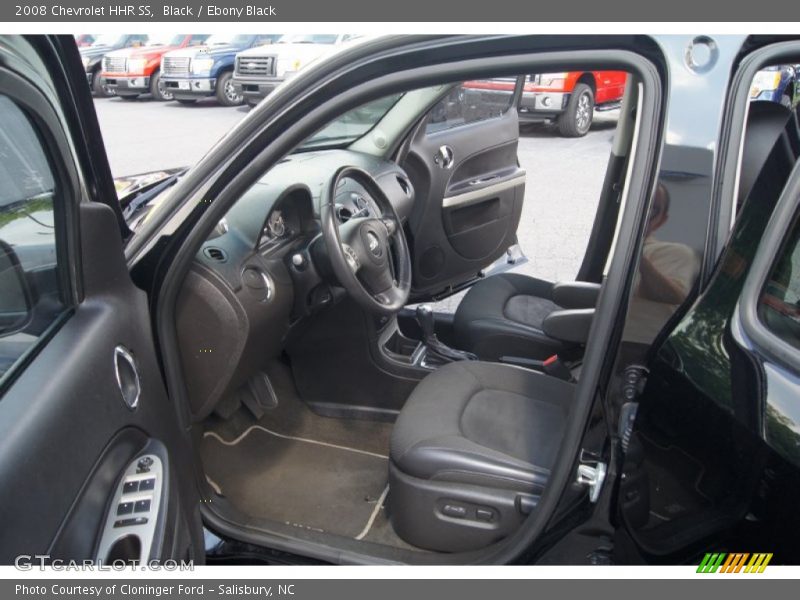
[416,304,436,340]
[415,305,477,363]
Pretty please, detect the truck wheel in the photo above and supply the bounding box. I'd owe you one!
[91,69,112,98]
[150,70,173,101]
[557,83,594,137]
[781,94,793,109]
[215,71,243,107]
[175,99,197,105]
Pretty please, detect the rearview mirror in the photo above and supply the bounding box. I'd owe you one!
[0,241,32,337]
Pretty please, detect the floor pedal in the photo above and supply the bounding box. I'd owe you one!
[241,372,278,419]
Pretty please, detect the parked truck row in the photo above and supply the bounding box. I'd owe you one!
[81,33,359,108]
[79,33,799,138]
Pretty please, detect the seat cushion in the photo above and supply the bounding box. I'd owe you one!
[453,273,565,360]
[390,361,574,494]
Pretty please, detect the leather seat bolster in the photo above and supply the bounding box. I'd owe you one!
[400,439,552,493]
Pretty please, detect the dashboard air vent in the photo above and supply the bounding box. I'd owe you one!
[203,247,228,263]
[336,205,353,223]
[396,176,411,196]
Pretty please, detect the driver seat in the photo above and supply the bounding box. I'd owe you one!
[388,360,574,552]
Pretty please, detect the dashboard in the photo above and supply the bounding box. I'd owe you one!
[176,149,415,420]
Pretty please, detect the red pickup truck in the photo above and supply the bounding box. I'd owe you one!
[464,71,627,137]
[100,34,209,101]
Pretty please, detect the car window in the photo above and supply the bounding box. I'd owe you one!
[190,35,209,46]
[254,35,280,46]
[278,34,339,45]
[425,80,516,134]
[0,95,68,381]
[91,34,126,47]
[145,34,184,47]
[758,210,800,350]
[205,34,251,47]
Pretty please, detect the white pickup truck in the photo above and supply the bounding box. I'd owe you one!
[232,34,362,106]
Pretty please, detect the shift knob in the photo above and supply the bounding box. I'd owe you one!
[415,304,435,339]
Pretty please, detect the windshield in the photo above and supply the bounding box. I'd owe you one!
[145,34,184,47]
[91,34,126,47]
[205,34,252,47]
[278,34,338,45]
[301,94,403,149]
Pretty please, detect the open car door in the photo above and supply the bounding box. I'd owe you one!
[400,77,526,300]
[0,36,202,565]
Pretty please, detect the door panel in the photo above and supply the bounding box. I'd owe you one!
[0,36,201,565]
[0,205,202,564]
[402,80,526,299]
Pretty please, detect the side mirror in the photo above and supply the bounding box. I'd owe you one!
[0,241,32,337]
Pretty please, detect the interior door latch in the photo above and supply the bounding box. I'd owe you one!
[576,454,607,503]
[114,345,141,410]
[433,145,454,169]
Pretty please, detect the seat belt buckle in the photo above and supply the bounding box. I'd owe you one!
[543,354,573,382]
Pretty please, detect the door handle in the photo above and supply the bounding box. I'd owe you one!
[468,175,499,186]
[433,145,454,169]
[114,345,141,410]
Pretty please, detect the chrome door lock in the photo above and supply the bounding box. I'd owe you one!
[434,145,454,169]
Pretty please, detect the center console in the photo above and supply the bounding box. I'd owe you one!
[378,305,476,371]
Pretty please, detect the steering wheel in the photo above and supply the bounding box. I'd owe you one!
[320,166,412,315]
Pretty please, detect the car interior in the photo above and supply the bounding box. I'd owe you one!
[6,35,800,568]
[168,68,641,561]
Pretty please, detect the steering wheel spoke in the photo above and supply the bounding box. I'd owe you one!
[381,217,397,236]
[341,243,361,273]
[320,166,412,315]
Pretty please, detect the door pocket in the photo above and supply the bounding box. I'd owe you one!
[442,180,522,261]
[447,197,501,234]
[447,217,511,260]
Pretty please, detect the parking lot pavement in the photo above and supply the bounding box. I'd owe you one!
[96,96,617,311]
[94,96,249,176]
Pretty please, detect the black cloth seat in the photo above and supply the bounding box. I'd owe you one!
[453,273,565,361]
[388,360,574,551]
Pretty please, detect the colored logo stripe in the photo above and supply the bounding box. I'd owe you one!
[697,553,773,573]
[745,553,773,573]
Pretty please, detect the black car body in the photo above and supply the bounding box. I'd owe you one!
[0,34,799,567]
